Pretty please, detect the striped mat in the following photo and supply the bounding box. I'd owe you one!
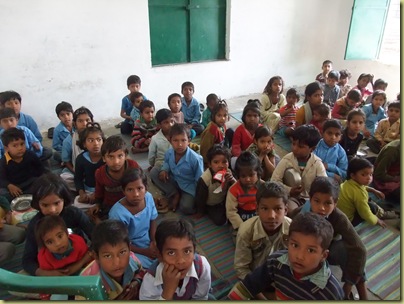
[355,221,400,300]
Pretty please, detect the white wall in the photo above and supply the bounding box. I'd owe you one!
[0,0,399,132]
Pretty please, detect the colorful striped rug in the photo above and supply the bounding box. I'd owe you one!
[355,221,400,300]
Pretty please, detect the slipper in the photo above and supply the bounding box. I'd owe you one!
[114,122,123,128]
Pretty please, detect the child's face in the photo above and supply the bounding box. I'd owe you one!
[123,179,146,207]
[182,86,194,101]
[257,197,287,235]
[95,241,130,283]
[307,90,323,106]
[288,231,328,277]
[209,154,229,173]
[357,77,370,88]
[75,113,92,131]
[347,115,365,134]
[310,192,336,217]
[84,131,103,155]
[160,236,195,280]
[128,83,141,94]
[375,84,387,91]
[350,167,373,186]
[292,140,313,162]
[42,226,69,255]
[141,107,155,123]
[168,96,182,114]
[326,78,337,88]
[214,108,228,127]
[322,127,342,147]
[207,99,217,111]
[170,133,189,156]
[159,117,175,135]
[38,193,64,216]
[372,95,385,108]
[103,149,127,172]
[238,167,259,189]
[311,111,322,122]
[0,117,18,130]
[345,97,357,107]
[5,138,26,159]
[133,96,143,109]
[255,135,274,153]
[244,110,260,129]
[338,77,348,86]
[4,98,21,115]
[322,63,332,74]
[271,79,283,94]
[58,111,73,128]
[286,94,298,106]
[387,107,400,122]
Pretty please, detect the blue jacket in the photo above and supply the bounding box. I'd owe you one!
[362,104,386,136]
[314,139,348,180]
[0,126,43,159]
[181,97,201,125]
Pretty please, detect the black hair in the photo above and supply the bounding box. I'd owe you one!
[129,92,143,105]
[286,88,300,99]
[254,125,273,140]
[101,135,128,156]
[346,89,362,102]
[263,76,284,95]
[347,108,366,123]
[181,81,194,92]
[234,151,262,178]
[121,167,147,190]
[127,75,141,88]
[77,122,105,150]
[397,93,400,101]
[304,82,322,103]
[155,218,196,253]
[1,128,25,146]
[291,125,321,148]
[256,181,288,206]
[322,60,333,66]
[241,103,261,124]
[0,90,21,105]
[55,101,73,116]
[92,220,130,255]
[169,123,190,139]
[373,78,388,89]
[357,73,374,88]
[339,69,352,79]
[246,99,262,107]
[206,144,231,164]
[155,108,173,124]
[206,93,219,106]
[289,212,334,250]
[347,158,373,180]
[73,106,94,122]
[322,119,342,133]
[371,90,387,103]
[167,93,181,106]
[31,172,73,211]
[139,100,155,113]
[388,101,400,110]
[0,108,18,120]
[211,99,228,122]
[35,215,68,249]
[312,103,330,118]
[327,70,340,81]
[309,176,339,202]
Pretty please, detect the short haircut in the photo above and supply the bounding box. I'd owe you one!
[254,125,273,140]
[1,128,25,146]
[73,106,94,122]
[263,76,284,95]
[155,218,196,253]
[35,215,67,249]
[234,151,262,178]
[327,70,340,81]
[31,172,73,211]
[0,90,21,105]
[371,90,387,103]
[256,181,288,206]
[167,93,181,105]
[286,88,300,99]
[357,73,373,82]
[155,108,173,124]
[289,212,334,251]
[211,99,228,121]
[169,123,190,139]
[206,144,231,164]
[101,135,128,156]
[129,92,143,104]
[206,93,219,105]
[312,103,330,118]
[92,220,130,255]
[55,101,73,116]
[339,69,352,79]
[241,102,261,124]
[304,82,322,102]
[322,60,333,66]
[181,81,194,92]
[388,101,400,110]
[347,108,366,123]
[373,78,388,89]
[77,122,105,150]
[0,108,18,120]
[139,100,155,113]
[127,75,141,87]
[347,157,373,180]
[291,125,321,148]
[346,89,361,102]
[322,119,342,132]
[309,176,339,202]
[121,167,147,190]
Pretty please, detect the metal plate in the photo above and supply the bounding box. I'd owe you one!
[10,195,33,212]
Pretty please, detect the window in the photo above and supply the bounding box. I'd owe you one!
[148,0,226,66]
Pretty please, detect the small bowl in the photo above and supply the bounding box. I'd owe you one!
[283,168,302,187]
[10,194,33,212]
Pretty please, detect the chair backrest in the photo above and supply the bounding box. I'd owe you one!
[0,268,107,300]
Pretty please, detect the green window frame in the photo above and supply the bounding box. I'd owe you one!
[148,0,226,66]
[345,0,391,60]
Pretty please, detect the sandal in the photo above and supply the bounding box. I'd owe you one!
[114,122,123,128]
[154,197,169,214]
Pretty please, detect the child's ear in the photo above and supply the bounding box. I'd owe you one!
[309,146,316,153]
[321,249,329,262]
[284,204,288,215]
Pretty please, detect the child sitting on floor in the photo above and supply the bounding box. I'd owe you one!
[352,73,374,106]
[227,212,344,300]
[201,93,219,128]
[139,218,211,300]
[362,90,387,138]
[278,88,299,138]
[332,89,361,120]
[52,101,74,162]
[338,69,352,98]
[260,76,286,132]
[339,109,365,161]
[181,81,204,135]
[364,78,388,105]
[323,70,340,108]
[310,103,330,134]
[131,100,158,154]
[315,59,333,84]
[129,91,144,124]
[295,82,323,126]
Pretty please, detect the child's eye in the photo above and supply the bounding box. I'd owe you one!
[45,240,53,245]
[307,248,315,253]
[103,254,112,259]
[290,243,298,248]
[184,249,192,255]
[167,251,175,256]
[119,249,128,256]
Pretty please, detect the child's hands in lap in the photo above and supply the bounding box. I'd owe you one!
[290,185,303,197]
[116,280,140,300]
[7,184,23,197]
[159,171,169,182]
[32,142,41,151]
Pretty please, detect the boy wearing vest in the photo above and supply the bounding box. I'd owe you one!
[140,218,211,300]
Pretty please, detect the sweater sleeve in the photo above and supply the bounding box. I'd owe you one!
[22,214,41,275]
[194,177,209,214]
[74,154,86,191]
[234,227,253,280]
[354,189,378,225]
[148,137,157,167]
[0,157,10,188]
[225,187,243,229]
[231,126,243,157]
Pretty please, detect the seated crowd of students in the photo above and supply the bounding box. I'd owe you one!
[0,61,400,300]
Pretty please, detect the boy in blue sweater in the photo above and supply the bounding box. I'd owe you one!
[52,101,74,162]
[181,81,204,135]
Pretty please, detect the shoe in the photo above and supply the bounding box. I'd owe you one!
[114,122,123,128]
[381,210,399,219]
[47,127,54,139]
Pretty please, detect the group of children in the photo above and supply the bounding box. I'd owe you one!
[0,66,400,300]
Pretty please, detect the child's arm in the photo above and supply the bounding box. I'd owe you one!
[352,191,380,226]
[270,159,292,194]
[231,126,243,157]
[225,188,243,230]
[373,121,384,143]
[24,114,43,142]
[24,128,43,156]
[234,227,254,280]
[74,155,89,203]
[148,137,158,167]
[261,153,276,178]
[194,177,209,217]
[366,186,385,200]
[191,100,202,124]
[326,149,348,180]
[201,109,210,128]
[331,102,343,119]
[0,160,22,197]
